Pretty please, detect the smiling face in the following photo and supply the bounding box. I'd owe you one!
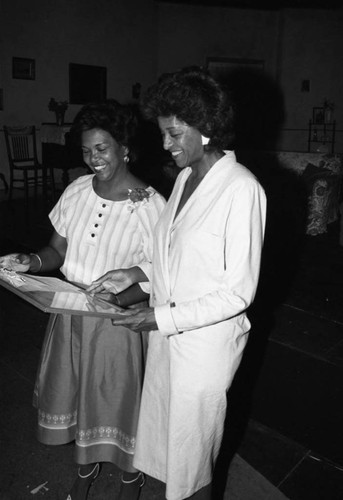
[157,116,204,169]
[81,128,127,182]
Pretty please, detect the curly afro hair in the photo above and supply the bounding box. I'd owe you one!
[141,66,234,149]
[71,99,138,152]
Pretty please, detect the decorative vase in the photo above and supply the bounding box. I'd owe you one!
[324,107,333,124]
[55,110,65,126]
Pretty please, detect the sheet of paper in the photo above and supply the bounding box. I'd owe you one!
[0,269,132,318]
[19,274,81,292]
[0,270,80,292]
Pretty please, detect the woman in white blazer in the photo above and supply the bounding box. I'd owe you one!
[89,67,267,500]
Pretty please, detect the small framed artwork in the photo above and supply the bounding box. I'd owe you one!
[313,107,324,125]
[12,57,35,80]
[301,79,310,92]
[69,63,107,104]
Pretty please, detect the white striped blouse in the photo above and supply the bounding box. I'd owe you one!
[49,175,166,286]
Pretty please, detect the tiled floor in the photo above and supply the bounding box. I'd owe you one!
[1,188,343,499]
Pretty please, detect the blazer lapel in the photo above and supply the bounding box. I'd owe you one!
[158,168,191,296]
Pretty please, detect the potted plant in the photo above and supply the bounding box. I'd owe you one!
[48,98,68,125]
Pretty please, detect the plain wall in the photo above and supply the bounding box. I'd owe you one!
[156,3,343,153]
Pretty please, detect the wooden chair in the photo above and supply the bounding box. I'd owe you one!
[3,125,54,207]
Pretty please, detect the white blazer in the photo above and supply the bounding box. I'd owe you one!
[134,151,267,500]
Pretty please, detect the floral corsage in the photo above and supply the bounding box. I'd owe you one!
[127,188,152,213]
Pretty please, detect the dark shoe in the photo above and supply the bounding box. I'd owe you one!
[66,462,100,500]
[118,471,145,500]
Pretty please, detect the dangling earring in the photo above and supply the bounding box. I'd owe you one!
[201,135,210,146]
[123,150,129,163]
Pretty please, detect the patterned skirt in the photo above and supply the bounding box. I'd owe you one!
[33,313,148,472]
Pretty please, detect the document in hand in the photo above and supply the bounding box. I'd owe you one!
[0,270,129,318]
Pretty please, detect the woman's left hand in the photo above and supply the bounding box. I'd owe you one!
[111,307,158,332]
[86,268,142,295]
[0,253,31,272]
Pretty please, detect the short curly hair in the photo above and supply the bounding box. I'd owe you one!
[71,99,138,155]
[141,66,234,149]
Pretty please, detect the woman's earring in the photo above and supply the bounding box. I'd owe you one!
[201,135,210,146]
[123,150,129,163]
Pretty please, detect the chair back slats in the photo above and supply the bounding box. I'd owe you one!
[12,135,30,161]
[4,126,36,164]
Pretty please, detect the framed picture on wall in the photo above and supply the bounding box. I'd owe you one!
[313,107,324,125]
[206,57,264,83]
[12,57,35,80]
[69,63,107,104]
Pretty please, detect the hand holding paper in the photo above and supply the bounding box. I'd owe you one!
[110,306,158,331]
[87,268,136,295]
[0,253,31,272]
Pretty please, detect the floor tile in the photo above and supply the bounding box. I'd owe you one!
[326,338,343,365]
[225,455,289,500]
[237,419,308,486]
[279,452,343,500]
[270,304,343,365]
[251,341,343,465]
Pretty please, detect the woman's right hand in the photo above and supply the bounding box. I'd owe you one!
[86,269,136,295]
[0,253,31,272]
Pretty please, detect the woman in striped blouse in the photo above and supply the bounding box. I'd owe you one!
[1,100,165,500]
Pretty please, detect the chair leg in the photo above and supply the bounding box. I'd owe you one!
[34,168,38,205]
[24,170,29,223]
[42,166,48,201]
[0,173,8,192]
[8,170,14,204]
[50,167,56,203]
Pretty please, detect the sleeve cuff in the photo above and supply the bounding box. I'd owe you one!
[138,281,150,294]
[136,262,151,282]
[155,303,179,337]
